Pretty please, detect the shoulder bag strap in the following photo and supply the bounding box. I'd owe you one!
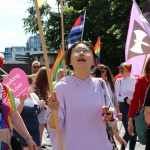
[30,93,40,105]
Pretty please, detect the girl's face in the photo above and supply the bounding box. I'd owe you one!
[70,43,95,71]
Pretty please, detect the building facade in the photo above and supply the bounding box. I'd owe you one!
[3,35,57,74]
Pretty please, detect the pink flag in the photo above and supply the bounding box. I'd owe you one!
[125,0,150,75]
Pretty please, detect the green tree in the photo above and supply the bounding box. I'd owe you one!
[23,0,144,74]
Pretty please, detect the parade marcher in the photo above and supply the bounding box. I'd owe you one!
[144,85,150,150]
[14,77,45,150]
[115,62,137,150]
[92,64,126,148]
[32,61,41,74]
[48,41,116,150]
[34,67,49,145]
[52,69,65,88]
[93,64,121,118]
[0,77,38,150]
[128,57,150,139]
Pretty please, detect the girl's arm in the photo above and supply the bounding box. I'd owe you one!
[10,110,38,150]
[16,95,27,114]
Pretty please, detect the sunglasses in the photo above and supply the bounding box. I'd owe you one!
[33,66,40,69]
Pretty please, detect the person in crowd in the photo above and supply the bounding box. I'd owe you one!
[32,61,41,74]
[52,69,65,88]
[128,57,150,147]
[92,64,126,148]
[14,77,45,150]
[115,62,137,150]
[92,64,121,117]
[0,76,38,150]
[56,69,65,83]
[144,85,150,150]
[34,67,49,145]
[47,41,117,150]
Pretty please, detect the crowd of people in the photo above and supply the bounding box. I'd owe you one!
[0,41,150,150]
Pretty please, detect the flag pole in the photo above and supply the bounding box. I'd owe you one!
[81,10,86,41]
[33,1,63,150]
[141,54,148,74]
[60,0,66,74]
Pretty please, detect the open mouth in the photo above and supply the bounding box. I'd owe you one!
[77,58,86,62]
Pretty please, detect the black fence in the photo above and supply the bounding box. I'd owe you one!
[2,63,32,75]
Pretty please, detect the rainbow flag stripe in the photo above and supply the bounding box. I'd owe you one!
[51,48,64,81]
[94,37,101,57]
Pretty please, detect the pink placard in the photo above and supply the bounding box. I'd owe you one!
[3,68,29,98]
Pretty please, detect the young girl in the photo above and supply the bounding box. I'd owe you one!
[115,62,137,150]
[92,64,126,149]
[14,77,45,150]
[34,67,49,145]
[47,41,116,150]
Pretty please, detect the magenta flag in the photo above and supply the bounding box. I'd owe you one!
[125,0,150,75]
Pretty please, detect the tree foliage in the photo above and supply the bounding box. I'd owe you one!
[23,0,144,74]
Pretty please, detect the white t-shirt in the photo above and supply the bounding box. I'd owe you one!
[15,93,39,108]
[115,76,136,102]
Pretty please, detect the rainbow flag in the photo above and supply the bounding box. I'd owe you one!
[94,37,101,63]
[38,0,46,8]
[51,48,64,81]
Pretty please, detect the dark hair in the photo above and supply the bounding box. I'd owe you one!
[94,64,115,93]
[142,57,150,77]
[65,41,98,70]
[34,67,49,99]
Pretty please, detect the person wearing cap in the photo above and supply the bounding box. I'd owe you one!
[32,61,41,74]
[115,62,137,150]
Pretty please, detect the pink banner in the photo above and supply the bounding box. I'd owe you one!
[3,68,29,98]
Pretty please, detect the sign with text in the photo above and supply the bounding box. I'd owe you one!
[3,68,29,98]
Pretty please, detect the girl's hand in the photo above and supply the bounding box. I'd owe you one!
[27,138,38,150]
[117,113,122,121]
[39,100,46,107]
[114,131,127,146]
[128,118,134,135]
[48,92,59,110]
[19,94,27,104]
[126,99,131,105]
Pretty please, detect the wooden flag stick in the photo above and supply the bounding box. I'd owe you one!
[141,54,147,74]
[34,1,63,150]
[60,0,66,74]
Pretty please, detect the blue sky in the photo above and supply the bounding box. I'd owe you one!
[0,0,57,52]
